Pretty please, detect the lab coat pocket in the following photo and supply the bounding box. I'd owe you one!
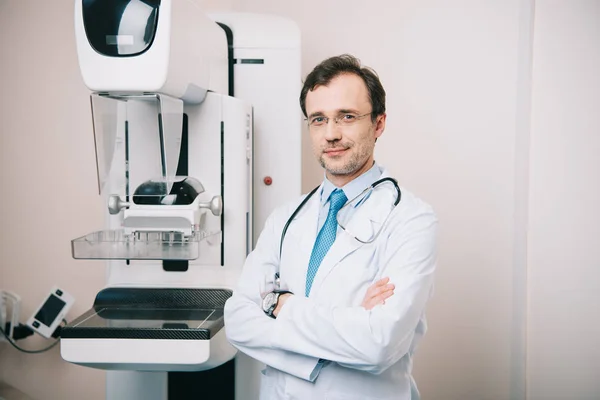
[259,368,275,400]
[327,246,380,305]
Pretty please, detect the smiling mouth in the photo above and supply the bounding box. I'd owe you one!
[323,148,347,156]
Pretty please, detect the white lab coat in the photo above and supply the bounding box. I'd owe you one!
[224,169,438,400]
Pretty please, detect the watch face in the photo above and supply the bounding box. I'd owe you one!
[262,292,275,312]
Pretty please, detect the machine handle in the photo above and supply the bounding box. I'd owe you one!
[198,196,222,216]
[108,195,130,215]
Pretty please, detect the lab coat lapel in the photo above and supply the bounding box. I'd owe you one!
[280,187,321,294]
[308,229,364,297]
[296,195,320,269]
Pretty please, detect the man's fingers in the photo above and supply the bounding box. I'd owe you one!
[375,277,390,287]
[365,285,394,307]
[366,278,391,296]
[363,287,395,310]
[372,283,395,297]
[362,278,394,310]
[374,288,395,303]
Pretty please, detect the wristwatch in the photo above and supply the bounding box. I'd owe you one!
[262,291,292,318]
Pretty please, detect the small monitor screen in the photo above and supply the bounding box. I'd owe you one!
[34,294,66,327]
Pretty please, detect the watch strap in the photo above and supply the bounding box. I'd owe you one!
[265,290,293,318]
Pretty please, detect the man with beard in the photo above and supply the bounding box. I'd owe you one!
[224,54,438,400]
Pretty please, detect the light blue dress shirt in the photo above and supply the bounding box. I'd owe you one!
[317,162,383,234]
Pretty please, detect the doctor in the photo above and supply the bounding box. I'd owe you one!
[224,54,438,400]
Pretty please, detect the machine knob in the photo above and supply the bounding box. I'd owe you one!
[198,196,222,216]
[108,195,130,215]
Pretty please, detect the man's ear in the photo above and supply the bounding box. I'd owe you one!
[374,113,387,140]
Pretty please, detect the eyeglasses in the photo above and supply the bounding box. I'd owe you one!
[305,112,372,129]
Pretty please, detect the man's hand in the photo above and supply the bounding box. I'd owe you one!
[361,277,395,310]
[273,293,293,318]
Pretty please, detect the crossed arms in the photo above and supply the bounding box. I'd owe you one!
[223,207,437,380]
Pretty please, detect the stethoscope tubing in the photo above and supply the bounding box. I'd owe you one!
[278,177,401,258]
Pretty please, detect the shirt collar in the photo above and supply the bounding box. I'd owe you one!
[320,162,383,206]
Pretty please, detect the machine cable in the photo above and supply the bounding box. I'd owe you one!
[0,319,66,354]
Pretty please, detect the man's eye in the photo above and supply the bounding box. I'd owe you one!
[311,117,326,125]
[342,114,356,121]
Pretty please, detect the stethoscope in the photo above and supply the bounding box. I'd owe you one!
[278,177,402,258]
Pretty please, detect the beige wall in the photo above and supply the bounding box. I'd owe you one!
[527,1,600,399]
[221,1,529,399]
[0,1,106,399]
[0,0,598,399]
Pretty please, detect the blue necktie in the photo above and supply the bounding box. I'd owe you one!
[305,189,348,296]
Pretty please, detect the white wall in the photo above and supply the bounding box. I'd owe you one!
[0,0,598,399]
[527,1,600,399]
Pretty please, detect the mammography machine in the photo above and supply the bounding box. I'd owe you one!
[59,1,301,399]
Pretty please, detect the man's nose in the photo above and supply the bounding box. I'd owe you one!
[323,120,342,141]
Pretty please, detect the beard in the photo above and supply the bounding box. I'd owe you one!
[317,139,374,176]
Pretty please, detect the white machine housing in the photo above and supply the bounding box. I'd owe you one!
[74,0,228,102]
[62,2,301,399]
[210,13,302,240]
